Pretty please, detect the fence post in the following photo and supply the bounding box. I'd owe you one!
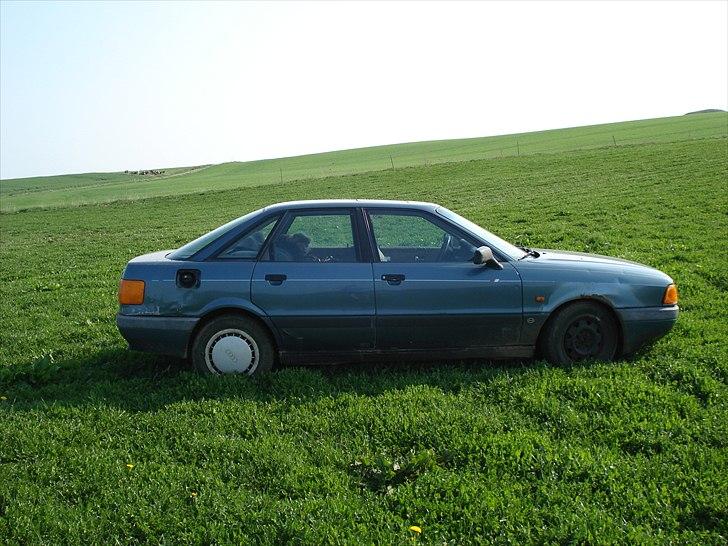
[612,135,616,146]
[279,167,283,183]
[516,140,520,156]
[390,155,395,170]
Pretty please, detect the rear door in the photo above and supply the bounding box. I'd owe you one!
[251,208,375,352]
[366,208,523,350]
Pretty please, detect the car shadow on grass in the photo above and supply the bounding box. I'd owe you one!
[0,347,593,412]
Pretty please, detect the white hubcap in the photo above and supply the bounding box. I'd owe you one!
[204,329,259,374]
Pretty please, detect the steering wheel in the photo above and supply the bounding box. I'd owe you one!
[436,232,454,262]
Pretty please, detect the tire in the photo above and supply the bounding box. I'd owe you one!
[191,315,276,375]
[539,301,619,365]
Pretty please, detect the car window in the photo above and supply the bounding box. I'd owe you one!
[267,211,357,262]
[168,208,265,260]
[217,215,279,259]
[368,212,477,263]
[435,206,526,260]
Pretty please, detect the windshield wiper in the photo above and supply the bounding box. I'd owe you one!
[517,246,540,259]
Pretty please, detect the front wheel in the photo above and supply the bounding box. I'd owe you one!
[191,315,276,375]
[540,302,619,364]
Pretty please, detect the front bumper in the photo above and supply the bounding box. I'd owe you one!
[617,305,678,355]
[116,314,200,358]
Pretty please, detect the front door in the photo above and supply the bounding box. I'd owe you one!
[366,209,523,350]
[251,208,375,352]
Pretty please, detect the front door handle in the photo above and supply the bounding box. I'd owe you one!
[265,274,287,285]
[382,273,405,285]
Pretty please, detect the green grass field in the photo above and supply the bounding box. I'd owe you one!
[1,112,725,212]
[1,124,727,542]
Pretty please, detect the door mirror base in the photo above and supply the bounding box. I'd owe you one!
[473,246,503,269]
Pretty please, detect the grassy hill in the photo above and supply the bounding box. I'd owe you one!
[1,134,726,543]
[1,112,726,212]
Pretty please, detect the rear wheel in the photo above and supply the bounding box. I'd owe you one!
[191,315,276,375]
[540,302,619,364]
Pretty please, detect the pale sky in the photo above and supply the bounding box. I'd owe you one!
[1,0,726,180]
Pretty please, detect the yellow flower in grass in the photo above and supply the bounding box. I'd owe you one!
[190,492,198,498]
[126,463,135,470]
[409,525,422,534]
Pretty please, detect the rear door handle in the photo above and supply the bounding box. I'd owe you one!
[382,273,405,285]
[265,274,287,285]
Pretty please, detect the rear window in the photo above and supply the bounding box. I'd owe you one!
[216,215,280,259]
[168,209,263,260]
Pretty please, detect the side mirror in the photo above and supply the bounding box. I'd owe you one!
[473,246,503,269]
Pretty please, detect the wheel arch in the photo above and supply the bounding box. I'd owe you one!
[535,296,625,357]
[186,306,281,358]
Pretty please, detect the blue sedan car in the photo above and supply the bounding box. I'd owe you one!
[117,200,678,375]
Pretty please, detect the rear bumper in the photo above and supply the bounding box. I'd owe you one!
[116,314,199,358]
[617,305,678,354]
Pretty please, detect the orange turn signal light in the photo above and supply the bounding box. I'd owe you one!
[119,279,145,305]
[662,283,678,305]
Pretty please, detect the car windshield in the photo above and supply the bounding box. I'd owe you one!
[168,209,263,260]
[435,206,527,260]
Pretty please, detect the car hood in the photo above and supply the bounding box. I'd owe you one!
[535,249,645,267]
[530,248,673,282]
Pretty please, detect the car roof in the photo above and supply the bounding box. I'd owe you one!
[262,199,440,213]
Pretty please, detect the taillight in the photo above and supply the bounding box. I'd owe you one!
[662,284,678,305]
[119,279,145,305]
